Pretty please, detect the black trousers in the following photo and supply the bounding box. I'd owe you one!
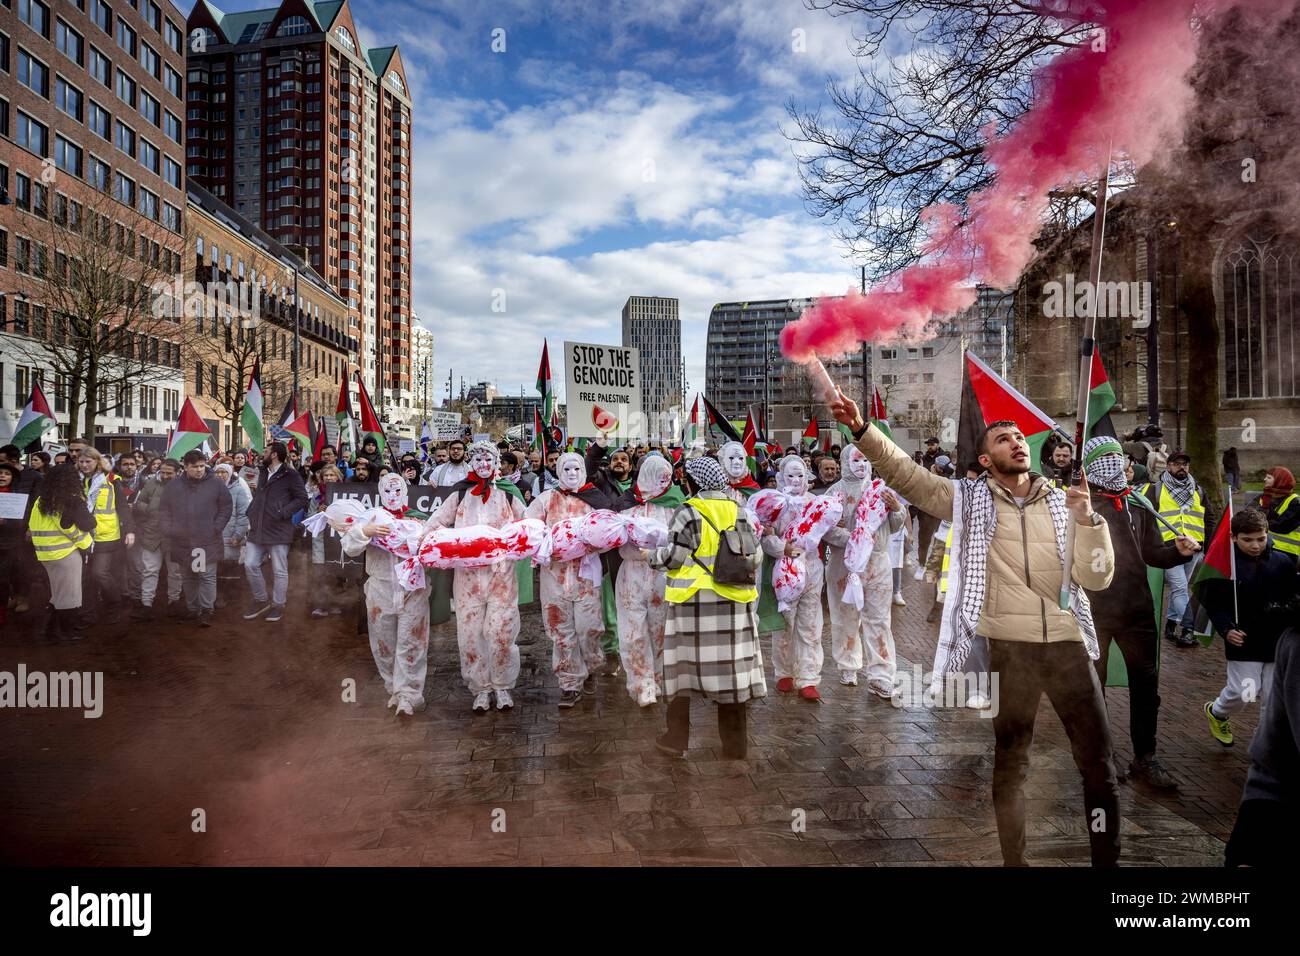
[1093,623,1161,759]
[990,640,1121,867]
[664,696,748,758]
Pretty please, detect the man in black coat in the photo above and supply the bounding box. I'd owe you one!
[242,441,308,622]
[160,449,233,627]
[1082,436,1200,789]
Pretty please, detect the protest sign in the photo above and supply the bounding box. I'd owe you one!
[563,340,643,439]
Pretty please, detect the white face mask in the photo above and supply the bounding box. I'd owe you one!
[378,474,406,511]
[471,451,496,480]
[779,458,809,496]
[720,442,748,480]
[845,448,869,481]
[558,453,586,492]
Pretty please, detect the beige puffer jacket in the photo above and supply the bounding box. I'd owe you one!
[856,425,1114,644]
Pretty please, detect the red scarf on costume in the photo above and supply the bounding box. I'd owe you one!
[730,475,760,492]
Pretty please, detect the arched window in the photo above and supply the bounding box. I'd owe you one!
[1222,233,1300,399]
[277,15,311,37]
[333,26,356,54]
[386,71,405,93]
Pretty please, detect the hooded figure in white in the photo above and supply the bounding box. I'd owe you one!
[525,451,606,704]
[340,472,429,718]
[615,455,674,707]
[425,441,527,712]
[761,456,827,697]
[719,441,753,502]
[823,445,904,694]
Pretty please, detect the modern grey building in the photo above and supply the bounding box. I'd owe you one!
[704,298,864,429]
[621,295,682,427]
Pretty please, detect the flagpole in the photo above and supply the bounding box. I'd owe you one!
[1060,150,1112,610]
[1226,484,1238,625]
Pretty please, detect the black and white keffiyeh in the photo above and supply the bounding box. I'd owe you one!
[686,456,729,492]
[931,476,1098,690]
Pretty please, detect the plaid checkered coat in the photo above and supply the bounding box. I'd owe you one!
[655,491,767,703]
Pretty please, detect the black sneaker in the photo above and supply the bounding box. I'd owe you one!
[582,675,597,696]
[1162,621,1180,643]
[1128,755,1178,789]
[558,689,582,709]
[243,601,271,620]
[654,733,685,758]
[1175,628,1197,648]
[197,609,214,628]
[265,605,284,623]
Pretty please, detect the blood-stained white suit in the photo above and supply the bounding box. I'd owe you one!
[525,452,605,692]
[761,457,826,689]
[823,445,903,685]
[615,456,673,705]
[341,473,429,716]
[425,443,526,697]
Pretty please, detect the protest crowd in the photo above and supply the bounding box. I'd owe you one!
[2,387,1297,868]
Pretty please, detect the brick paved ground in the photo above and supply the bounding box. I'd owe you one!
[0,558,1253,867]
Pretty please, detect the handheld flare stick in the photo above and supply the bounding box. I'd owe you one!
[805,357,838,405]
[1060,150,1112,610]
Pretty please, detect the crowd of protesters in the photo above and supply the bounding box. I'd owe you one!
[2,414,1297,866]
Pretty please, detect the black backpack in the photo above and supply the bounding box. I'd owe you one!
[691,501,761,587]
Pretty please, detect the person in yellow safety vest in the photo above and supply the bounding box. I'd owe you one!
[1140,450,1218,647]
[25,462,97,642]
[75,447,135,626]
[654,456,764,760]
[1253,467,1300,563]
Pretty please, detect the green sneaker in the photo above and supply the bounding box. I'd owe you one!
[1205,701,1234,746]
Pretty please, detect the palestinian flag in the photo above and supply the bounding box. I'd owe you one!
[240,361,265,453]
[356,375,385,452]
[1085,348,1118,440]
[334,372,357,455]
[740,410,760,477]
[801,417,819,449]
[536,339,554,424]
[836,421,856,444]
[685,395,704,447]
[531,405,548,454]
[284,411,313,452]
[269,391,298,446]
[958,351,1058,471]
[167,398,212,459]
[311,413,327,462]
[11,380,55,451]
[699,395,741,444]
[869,387,894,443]
[1190,490,1236,647]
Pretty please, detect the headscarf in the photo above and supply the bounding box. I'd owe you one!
[778,455,810,497]
[839,444,871,494]
[213,462,234,484]
[684,456,728,492]
[1082,436,1128,499]
[1261,467,1296,508]
[634,455,672,502]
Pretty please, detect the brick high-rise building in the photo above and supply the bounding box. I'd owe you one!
[183,0,413,415]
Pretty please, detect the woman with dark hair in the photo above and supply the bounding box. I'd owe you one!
[26,463,96,641]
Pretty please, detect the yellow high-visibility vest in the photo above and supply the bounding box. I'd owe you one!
[1270,493,1300,557]
[1142,481,1206,543]
[939,526,954,597]
[85,477,121,543]
[29,502,93,562]
[664,496,758,604]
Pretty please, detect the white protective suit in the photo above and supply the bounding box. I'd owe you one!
[426,442,526,700]
[823,445,904,687]
[762,456,826,689]
[615,456,673,706]
[525,452,605,692]
[341,473,429,716]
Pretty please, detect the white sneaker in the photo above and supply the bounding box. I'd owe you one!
[867,679,895,700]
[394,699,414,718]
[472,691,492,714]
[892,591,907,606]
[637,687,658,707]
[966,694,991,710]
[495,689,514,711]
[913,567,926,581]
[386,692,400,710]
[839,670,859,686]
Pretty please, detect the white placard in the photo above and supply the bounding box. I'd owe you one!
[427,410,462,440]
[563,340,643,439]
[0,492,30,520]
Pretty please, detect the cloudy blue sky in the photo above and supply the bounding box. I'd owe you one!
[183,0,871,403]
